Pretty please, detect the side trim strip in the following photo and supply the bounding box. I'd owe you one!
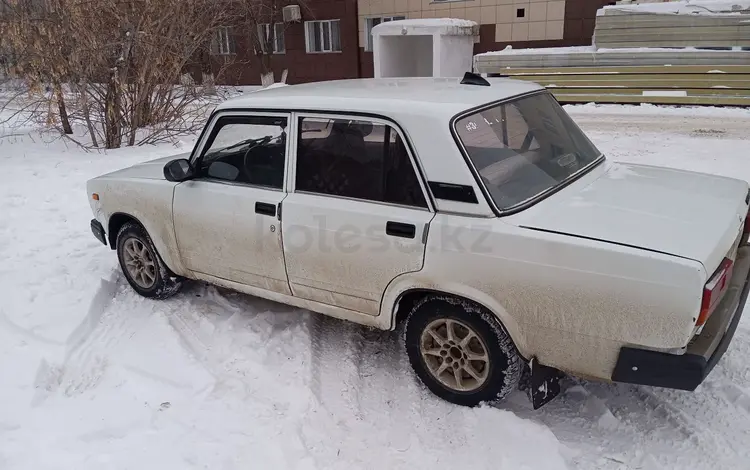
[521,226,696,262]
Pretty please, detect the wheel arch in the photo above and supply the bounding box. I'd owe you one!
[106,211,185,277]
[108,212,140,249]
[383,281,529,359]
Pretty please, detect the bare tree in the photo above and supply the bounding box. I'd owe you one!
[1,0,240,149]
[0,0,76,134]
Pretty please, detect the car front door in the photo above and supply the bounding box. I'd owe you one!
[281,114,434,315]
[172,112,292,295]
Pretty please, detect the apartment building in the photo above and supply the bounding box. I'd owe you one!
[213,0,362,85]
[213,0,613,85]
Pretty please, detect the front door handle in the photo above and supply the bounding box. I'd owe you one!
[255,202,276,217]
[386,221,416,239]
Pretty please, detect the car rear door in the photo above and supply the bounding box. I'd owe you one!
[281,113,434,315]
[172,112,292,295]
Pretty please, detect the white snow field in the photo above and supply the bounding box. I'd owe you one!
[2,101,750,470]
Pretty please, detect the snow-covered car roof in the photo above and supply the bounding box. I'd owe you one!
[217,77,543,119]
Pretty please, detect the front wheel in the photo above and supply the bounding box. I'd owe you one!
[116,221,182,299]
[404,295,522,407]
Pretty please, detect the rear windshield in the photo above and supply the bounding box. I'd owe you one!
[455,92,602,211]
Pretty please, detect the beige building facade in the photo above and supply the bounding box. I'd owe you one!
[355,0,614,79]
[358,0,567,47]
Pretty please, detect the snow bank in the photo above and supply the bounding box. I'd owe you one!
[565,102,750,118]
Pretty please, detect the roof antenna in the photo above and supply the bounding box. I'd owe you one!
[460,71,491,87]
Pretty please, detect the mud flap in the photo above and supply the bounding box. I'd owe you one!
[528,357,564,409]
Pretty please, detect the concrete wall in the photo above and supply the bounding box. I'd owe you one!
[376,35,434,77]
[437,35,475,76]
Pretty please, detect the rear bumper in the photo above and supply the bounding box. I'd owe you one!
[91,219,107,245]
[612,245,750,391]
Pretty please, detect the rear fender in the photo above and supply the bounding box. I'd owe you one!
[380,274,530,358]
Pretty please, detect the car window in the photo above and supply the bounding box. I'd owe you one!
[295,117,427,208]
[455,92,601,211]
[198,115,287,189]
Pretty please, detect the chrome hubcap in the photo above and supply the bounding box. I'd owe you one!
[122,238,157,289]
[420,318,490,392]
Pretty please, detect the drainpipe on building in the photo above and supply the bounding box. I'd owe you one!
[354,0,362,78]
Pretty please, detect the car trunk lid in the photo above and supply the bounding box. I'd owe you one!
[509,162,748,272]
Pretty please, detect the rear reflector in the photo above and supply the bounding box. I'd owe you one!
[698,257,733,326]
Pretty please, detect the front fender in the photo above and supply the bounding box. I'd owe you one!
[96,178,187,277]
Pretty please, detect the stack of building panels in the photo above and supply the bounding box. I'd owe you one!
[594,5,750,49]
[474,49,750,105]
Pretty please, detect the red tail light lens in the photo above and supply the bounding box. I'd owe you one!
[744,212,750,235]
[698,257,733,326]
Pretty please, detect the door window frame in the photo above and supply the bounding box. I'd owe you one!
[189,110,293,192]
[288,111,434,212]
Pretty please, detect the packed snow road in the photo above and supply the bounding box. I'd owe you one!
[2,104,750,470]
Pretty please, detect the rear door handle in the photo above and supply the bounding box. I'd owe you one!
[386,221,416,239]
[255,202,276,217]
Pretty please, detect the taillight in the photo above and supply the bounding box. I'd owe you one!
[744,212,750,235]
[698,257,733,326]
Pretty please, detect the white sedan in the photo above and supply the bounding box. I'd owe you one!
[87,75,750,408]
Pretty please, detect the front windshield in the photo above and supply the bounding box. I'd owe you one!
[455,92,603,211]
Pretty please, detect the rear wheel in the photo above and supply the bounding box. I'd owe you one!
[116,222,182,299]
[404,295,522,406]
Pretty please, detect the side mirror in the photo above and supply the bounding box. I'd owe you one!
[163,158,194,182]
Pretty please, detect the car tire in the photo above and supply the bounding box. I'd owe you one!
[116,221,182,299]
[404,295,522,407]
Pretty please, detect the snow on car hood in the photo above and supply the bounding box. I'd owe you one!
[511,162,748,271]
[101,153,190,180]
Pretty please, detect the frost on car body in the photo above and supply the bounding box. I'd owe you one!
[86,75,750,409]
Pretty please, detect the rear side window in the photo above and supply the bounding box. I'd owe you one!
[295,117,427,208]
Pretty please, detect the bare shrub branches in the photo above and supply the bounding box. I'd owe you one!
[0,0,241,149]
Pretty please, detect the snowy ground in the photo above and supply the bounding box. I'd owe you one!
[2,103,750,470]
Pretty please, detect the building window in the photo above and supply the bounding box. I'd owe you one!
[212,27,235,55]
[258,23,285,54]
[365,16,406,52]
[305,19,342,53]
[516,8,525,18]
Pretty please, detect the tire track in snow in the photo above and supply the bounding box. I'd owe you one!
[308,314,366,420]
[30,270,122,404]
[31,269,203,403]
[505,328,750,470]
[160,283,316,402]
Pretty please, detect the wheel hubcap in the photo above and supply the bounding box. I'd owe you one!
[122,237,157,289]
[420,318,490,392]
